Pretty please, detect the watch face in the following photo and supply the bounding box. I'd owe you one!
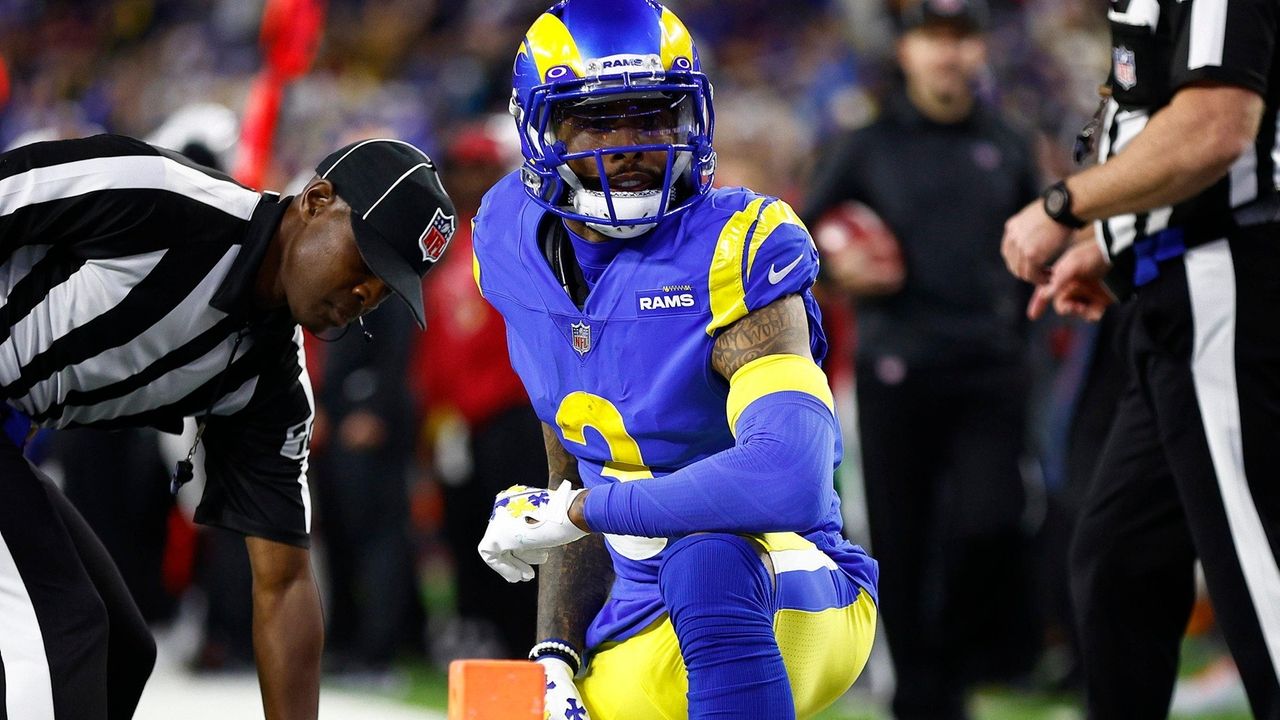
[1045,187,1067,216]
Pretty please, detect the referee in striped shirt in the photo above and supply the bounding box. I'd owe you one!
[1002,0,1280,716]
[0,133,456,720]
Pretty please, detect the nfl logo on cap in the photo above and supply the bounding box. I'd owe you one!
[1114,45,1137,90]
[314,138,457,330]
[420,207,456,262]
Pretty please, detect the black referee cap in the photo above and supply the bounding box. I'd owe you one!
[900,0,988,34]
[316,139,457,330]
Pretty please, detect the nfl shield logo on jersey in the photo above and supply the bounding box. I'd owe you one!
[571,321,592,356]
[1113,45,1137,90]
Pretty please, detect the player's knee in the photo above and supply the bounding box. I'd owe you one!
[658,533,773,616]
[658,534,780,669]
[659,533,759,582]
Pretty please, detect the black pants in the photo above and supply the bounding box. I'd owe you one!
[312,436,423,669]
[857,360,1039,720]
[442,404,542,656]
[1070,232,1280,719]
[0,437,155,720]
[56,428,176,624]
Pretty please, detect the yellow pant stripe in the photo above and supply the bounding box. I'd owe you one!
[726,354,835,436]
[580,589,877,720]
[775,594,877,716]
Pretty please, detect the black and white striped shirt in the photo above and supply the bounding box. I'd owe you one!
[0,134,315,545]
[1099,0,1279,259]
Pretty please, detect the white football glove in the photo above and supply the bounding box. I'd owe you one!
[539,656,592,720]
[478,481,589,583]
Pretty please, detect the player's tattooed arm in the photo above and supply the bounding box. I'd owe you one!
[544,421,580,485]
[537,423,613,651]
[710,293,812,380]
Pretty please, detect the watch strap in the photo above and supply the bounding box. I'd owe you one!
[1043,180,1087,229]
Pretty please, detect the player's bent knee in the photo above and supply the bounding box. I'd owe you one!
[659,534,766,587]
[658,533,775,616]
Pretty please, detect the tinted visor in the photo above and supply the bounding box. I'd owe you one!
[552,93,695,146]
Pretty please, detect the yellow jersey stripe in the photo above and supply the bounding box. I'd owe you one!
[470,219,482,295]
[705,197,766,336]
[726,353,835,436]
[754,531,818,553]
[524,13,586,81]
[745,199,807,282]
[659,8,695,70]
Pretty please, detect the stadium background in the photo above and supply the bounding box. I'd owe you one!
[0,0,1247,718]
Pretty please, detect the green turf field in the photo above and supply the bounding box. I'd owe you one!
[400,602,1247,720]
[399,664,1251,720]
[811,690,1251,720]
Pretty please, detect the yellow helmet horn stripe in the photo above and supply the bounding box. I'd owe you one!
[524,13,586,82]
[659,7,694,71]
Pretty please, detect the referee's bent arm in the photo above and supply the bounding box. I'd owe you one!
[248,537,324,720]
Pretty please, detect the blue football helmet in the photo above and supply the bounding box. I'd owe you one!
[511,0,716,238]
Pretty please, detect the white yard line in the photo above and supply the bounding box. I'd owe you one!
[133,624,444,720]
[134,664,445,720]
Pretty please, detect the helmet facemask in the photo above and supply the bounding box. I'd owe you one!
[550,93,695,238]
[513,66,716,238]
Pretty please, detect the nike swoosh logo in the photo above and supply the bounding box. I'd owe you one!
[768,255,804,285]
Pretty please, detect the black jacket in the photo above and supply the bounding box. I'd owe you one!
[804,91,1039,369]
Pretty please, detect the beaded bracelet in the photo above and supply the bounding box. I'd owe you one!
[529,638,582,676]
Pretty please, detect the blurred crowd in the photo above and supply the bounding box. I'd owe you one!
[3,0,1235,714]
[0,0,1110,196]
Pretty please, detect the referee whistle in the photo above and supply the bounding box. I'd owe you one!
[170,458,194,495]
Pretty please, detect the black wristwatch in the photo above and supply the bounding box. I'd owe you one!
[1042,180,1087,229]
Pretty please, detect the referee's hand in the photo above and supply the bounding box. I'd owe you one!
[1026,240,1114,321]
[1001,199,1073,284]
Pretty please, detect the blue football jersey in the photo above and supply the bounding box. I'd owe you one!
[473,171,877,648]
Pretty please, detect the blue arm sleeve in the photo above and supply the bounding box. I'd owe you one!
[582,391,836,537]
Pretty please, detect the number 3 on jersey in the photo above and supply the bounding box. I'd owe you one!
[556,391,668,560]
